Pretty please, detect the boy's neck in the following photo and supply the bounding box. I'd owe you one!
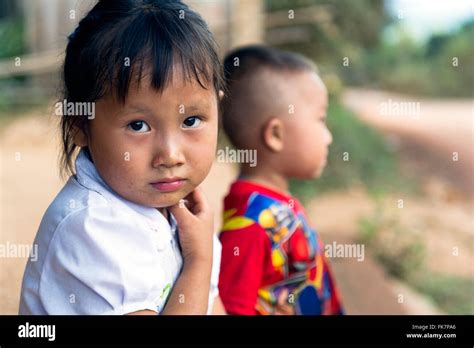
[239,166,289,194]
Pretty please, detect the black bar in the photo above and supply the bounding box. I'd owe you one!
[0,315,472,347]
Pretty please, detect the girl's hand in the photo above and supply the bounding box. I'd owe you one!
[169,187,214,265]
[162,188,213,314]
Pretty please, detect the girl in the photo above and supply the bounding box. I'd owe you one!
[19,0,225,315]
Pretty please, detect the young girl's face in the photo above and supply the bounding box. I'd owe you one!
[79,65,218,208]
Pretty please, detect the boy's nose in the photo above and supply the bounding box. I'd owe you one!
[325,128,333,146]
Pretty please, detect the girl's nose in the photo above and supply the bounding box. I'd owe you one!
[152,139,185,168]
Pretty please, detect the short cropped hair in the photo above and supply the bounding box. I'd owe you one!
[222,45,317,149]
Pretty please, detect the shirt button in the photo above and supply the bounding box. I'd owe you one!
[151,228,166,250]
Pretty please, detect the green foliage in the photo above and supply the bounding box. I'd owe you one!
[363,20,474,97]
[357,204,426,279]
[0,17,24,58]
[358,201,473,314]
[266,1,473,97]
[410,273,474,315]
[428,21,474,97]
[266,0,391,85]
[0,17,27,110]
[267,0,391,49]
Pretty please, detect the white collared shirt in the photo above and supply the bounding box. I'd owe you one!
[19,149,221,315]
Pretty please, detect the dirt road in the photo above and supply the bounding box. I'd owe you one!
[342,88,474,194]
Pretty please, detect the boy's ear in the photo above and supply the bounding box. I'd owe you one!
[73,126,88,147]
[262,117,284,152]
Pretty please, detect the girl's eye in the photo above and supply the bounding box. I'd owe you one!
[128,120,150,133]
[182,116,202,129]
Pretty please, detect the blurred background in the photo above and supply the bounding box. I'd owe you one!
[0,0,473,315]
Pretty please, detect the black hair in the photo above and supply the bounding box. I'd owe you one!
[60,0,223,177]
[223,45,317,85]
[221,45,317,148]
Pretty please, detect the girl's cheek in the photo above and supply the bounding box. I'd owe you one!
[192,144,215,176]
[185,123,217,173]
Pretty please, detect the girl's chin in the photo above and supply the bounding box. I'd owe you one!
[151,197,184,209]
[124,192,184,209]
[151,191,192,209]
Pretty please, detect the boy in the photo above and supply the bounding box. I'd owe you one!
[218,46,344,315]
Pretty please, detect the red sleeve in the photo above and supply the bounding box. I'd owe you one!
[218,224,270,315]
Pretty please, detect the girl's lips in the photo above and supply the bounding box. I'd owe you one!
[150,179,186,192]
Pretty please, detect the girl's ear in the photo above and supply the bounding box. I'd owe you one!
[73,126,88,147]
[262,117,284,152]
[218,90,224,100]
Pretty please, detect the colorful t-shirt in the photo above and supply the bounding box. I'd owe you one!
[218,180,344,315]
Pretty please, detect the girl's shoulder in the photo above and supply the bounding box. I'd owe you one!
[37,175,168,252]
[32,176,162,279]
[42,175,109,228]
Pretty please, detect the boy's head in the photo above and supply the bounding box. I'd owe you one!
[222,45,332,180]
[60,0,224,208]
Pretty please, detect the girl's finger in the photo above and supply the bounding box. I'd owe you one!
[169,199,194,225]
[188,187,209,215]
